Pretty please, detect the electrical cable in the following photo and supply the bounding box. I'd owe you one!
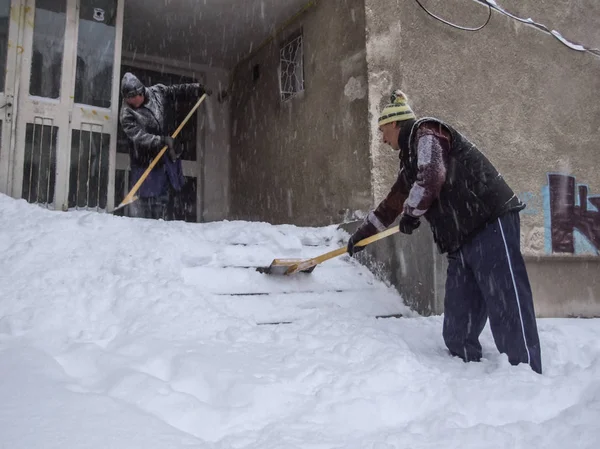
[474,0,600,57]
[414,0,600,58]
[413,0,491,32]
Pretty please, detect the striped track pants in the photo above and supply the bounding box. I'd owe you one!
[442,211,542,374]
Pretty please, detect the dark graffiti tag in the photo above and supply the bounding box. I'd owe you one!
[548,174,600,254]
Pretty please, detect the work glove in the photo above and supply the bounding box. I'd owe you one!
[199,86,212,97]
[163,136,179,162]
[399,214,421,235]
[347,221,377,256]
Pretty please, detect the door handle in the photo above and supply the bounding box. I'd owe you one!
[0,102,12,109]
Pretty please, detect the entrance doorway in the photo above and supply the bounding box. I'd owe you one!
[0,0,124,211]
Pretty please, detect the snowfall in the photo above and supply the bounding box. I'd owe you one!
[0,193,599,449]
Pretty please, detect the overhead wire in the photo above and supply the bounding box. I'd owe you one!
[415,0,600,58]
[475,0,600,57]
[414,0,491,32]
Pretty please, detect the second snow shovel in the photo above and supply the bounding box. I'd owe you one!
[257,225,400,275]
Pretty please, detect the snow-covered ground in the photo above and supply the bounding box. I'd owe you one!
[1,193,599,449]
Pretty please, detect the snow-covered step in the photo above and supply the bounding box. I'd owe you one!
[181,264,389,295]
[204,289,407,325]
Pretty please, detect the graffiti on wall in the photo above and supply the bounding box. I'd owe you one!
[546,174,600,254]
[519,174,599,255]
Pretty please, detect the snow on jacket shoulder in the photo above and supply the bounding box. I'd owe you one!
[119,82,206,165]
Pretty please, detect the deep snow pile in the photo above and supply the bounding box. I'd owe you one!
[0,194,599,449]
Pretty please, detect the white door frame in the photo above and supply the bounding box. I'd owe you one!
[107,0,124,212]
[10,0,74,207]
[66,0,123,212]
[0,0,26,194]
[6,0,123,211]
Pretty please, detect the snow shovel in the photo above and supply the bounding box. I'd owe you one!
[257,225,400,275]
[111,93,208,213]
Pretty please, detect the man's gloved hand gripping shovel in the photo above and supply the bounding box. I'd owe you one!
[257,225,400,275]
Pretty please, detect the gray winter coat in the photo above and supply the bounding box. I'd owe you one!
[119,72,206,197]
[119,72,205,166]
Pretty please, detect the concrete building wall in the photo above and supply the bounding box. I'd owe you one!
[364,0,600,317]
[201,68,231,222]
[339,219,439,315]
[229,0,372,226]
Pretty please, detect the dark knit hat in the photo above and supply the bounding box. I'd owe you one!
[121,72,145,98]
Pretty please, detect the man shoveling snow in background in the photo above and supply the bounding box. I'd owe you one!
[119,72,210,220]
[348,89,542,374]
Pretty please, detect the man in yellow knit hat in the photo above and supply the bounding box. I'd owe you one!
[348,89,542,374]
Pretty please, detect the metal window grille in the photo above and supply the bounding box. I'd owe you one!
[68,124,110,210]
[280,34,304,101]
[22,119,57,207]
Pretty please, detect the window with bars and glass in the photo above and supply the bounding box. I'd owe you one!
[279,32,304,101]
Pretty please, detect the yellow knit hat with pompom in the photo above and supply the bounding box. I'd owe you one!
[378,89,416,126]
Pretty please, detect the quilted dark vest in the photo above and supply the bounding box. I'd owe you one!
[399,117,524,253]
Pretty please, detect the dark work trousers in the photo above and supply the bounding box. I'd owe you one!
[137,193,169,220]
[443,211,542,374]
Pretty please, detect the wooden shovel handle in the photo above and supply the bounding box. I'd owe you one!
[355,225,400,247]
[115,93,207,210]
[288,225,400,273]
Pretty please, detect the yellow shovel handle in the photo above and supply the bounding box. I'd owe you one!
[289,225,400,273]
[115,93,207,210]
[355,225,400,247]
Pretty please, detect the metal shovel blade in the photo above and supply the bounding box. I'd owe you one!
[256,259,316,275]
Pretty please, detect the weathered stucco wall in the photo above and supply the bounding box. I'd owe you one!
[364,0,600,316]
[229,0,371,226]
[201,68,231,222]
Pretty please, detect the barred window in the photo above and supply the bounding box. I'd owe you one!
[279,32,304,101]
